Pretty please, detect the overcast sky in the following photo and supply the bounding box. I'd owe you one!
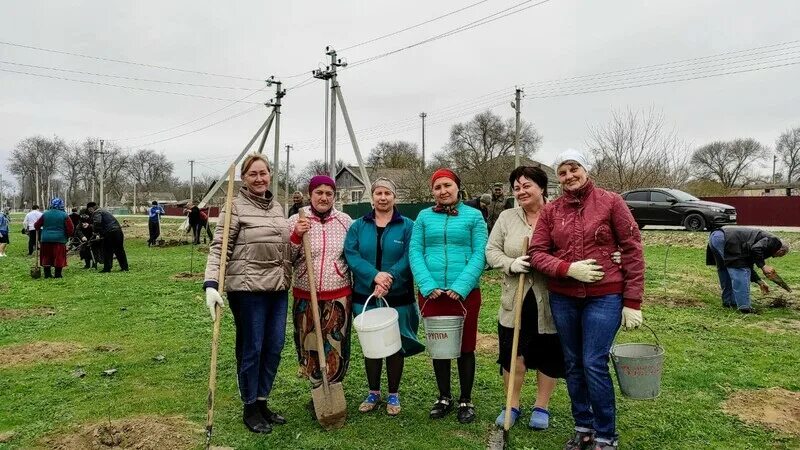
[2,0,799,190]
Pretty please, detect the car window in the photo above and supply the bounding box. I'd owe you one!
[650,192,672,202]
[626,191,649,201]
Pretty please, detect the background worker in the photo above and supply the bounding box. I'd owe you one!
[148,200,165,246]
[22,204,42,255]
[287,191,305,217]
[87,201,128,272]
[706,226,790,313]
[0,208,9,256]
[464,193,491,223]
[487,182,510,232]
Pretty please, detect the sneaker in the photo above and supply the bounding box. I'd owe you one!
[456,401,476,424]
[386,393,401,417]
[359,392,381,413]
[429,396,453,419]
[593,441,618,450]
[565,430,595,450]
[529,407,550,430]
[494,406,521,428]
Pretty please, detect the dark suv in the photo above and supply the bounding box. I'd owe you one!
[621,188,737,231]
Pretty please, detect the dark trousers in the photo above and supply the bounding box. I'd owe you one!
[148,221,160,245]
[228,290,288,404]
[27,230,39,255]
[192,223,212,244]
[101,229,128,271]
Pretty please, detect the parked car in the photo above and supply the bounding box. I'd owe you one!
[621,188,737,231]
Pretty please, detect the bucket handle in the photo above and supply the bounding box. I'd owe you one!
[356,294,389,329]
[419,292,468,318]
[615,322,661,348]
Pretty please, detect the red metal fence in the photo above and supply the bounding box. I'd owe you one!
[163,206,219,218]
[702,196,798,226]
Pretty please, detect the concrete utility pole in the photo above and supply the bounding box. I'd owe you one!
[772,154,777,184]
[189,160,195,202]
[99,139,105,208]
[0,173,4,209]
[35,169,40,209]
[324,79,330,174]
[328,49,339,179]
[512,88,523,168]
[420,112,427,167]
[266,78,285,195]
[133,183,137,214]
[285,144,291,216]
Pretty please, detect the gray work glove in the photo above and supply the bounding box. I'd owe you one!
[567,259,604,283]
[205,287,224,321]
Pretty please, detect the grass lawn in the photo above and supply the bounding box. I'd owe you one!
[1,215,799,449]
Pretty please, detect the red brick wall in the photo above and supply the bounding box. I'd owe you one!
[702,196,798,226]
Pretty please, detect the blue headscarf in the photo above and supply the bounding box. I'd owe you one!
[50,197,65,210]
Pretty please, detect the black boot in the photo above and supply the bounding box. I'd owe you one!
[54,267,63,278]
[243,402,272,433]
[256,399,286,425]
[44,267,52,278]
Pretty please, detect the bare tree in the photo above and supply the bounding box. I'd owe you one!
[8,136,63,206]
[441,110,542,172]
[127,149,174,192]
[367,141,422,169]
[587,107,691,192]
[776,126,800,183]
[691,138,766,188]
[58,141,84,206]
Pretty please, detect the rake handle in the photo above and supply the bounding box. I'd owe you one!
[504,237,529,433]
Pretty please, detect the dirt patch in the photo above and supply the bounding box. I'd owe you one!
[93,344,122,353]
[642,231,709,249]
[643,293,706,308]
[0,431,16,443]
[42,416,202,450]
[748,319,800,334]
[476,332,498,355]
[722,388,800,436]
[170,272,204,281]
[0,307,56,320]
[0,283,9,294]
[0,342,84,367]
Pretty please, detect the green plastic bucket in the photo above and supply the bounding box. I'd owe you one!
[610,324,665,399]
[421,299,466,360]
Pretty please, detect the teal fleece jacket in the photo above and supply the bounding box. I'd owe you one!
[344,209,414,298]
[409,202,488,299]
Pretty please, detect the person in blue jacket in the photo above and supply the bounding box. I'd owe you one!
[345,178,424,417]
[409,168,488,424]
[147,200,165,246]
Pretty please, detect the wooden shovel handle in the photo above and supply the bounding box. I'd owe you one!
[299,209,331,392]
[504,236,529,432]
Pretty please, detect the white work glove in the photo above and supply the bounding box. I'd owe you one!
[509,255,531,274]
[205,288,224,321]
[611,251,621,264]
[621,307,643,330]
[567,259,604,283]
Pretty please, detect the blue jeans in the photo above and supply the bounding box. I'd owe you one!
[709,231,752,309]
[549,292,622,444]
[227,290,288,405]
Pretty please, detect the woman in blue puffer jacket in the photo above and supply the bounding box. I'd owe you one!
[345,178,424,417]
[409,168,488,424]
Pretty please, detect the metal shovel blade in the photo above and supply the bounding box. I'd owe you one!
[311,382,347,430]
[767,271,791,292]
[30,266,41,279]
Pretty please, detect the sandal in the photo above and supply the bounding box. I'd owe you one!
[386,394,401,417]
[494,406,521,428]
[564,430,595,450]
[457,402,476,424]
[429,396,453,419]
[359,392,381,413]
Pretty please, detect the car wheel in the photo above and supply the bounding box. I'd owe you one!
[683,213,706,231]
[636,221,645,230]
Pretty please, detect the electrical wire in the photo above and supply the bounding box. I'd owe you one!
[0,40,266,82]
[0,59,260,90]
[340,0,491,51]
[0,67,264,103]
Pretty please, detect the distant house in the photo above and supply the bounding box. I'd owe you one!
[335,166,425,204]
[731,183,800,197]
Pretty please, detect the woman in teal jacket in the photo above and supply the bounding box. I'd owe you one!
[345,178,424,417]
[409,168,488,424]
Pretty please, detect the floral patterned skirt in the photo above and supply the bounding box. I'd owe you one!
[292,295,352,387]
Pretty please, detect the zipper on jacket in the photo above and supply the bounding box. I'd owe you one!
[319,220,327,293]
[443,214,449,287]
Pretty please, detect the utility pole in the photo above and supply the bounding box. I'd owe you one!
[328,49,339,179]
[0,173,4,210]
[772,154,777,184]
[512,88,523,168]
[133,182,137,214]
[189,160,195,202]
[99,139,105,208]
[35,168,40,208]
[266,77,285,196]
[285,144,291,216]
[324,79,330,174]
[420,112,427,167]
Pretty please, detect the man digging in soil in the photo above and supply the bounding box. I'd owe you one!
[706,226,790,313]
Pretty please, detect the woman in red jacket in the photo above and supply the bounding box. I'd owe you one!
[528,150,645,450]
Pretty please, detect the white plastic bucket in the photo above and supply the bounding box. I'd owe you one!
[354,295,402,359]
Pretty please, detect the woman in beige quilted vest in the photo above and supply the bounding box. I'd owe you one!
[203,154,291,434]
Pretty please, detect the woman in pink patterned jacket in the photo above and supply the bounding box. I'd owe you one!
[288,175,354,413]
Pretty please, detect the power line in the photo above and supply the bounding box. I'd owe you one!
[347,0,553,68]
[0,40,266,82]
[340,0,491,51]
[0,59,260,90]
[0,67,264,104]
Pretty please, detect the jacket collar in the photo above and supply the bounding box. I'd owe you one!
[563,179,595,204]
[240,186,274,209]
[364,207,403,224]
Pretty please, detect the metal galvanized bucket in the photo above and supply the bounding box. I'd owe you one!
[353,295,401,359]
[421,298,466,360]
[610,324,665,399]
